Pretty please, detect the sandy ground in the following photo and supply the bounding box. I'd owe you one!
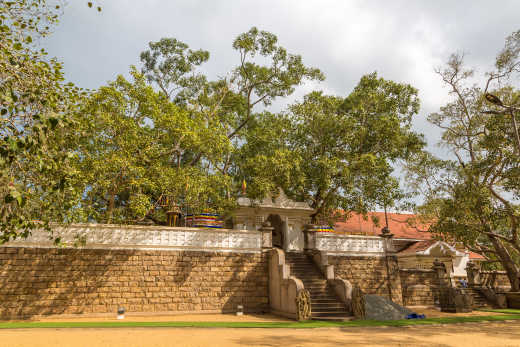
[1,321,520,347]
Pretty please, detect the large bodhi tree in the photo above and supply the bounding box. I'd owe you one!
[238,73,424,223]
[407,30,520,291]
[75,27,323,223]
[140,27,323,171]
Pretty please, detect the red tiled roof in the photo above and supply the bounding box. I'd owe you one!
[398,240,437,255]
[334,212,431,240]
[469,251,486,260]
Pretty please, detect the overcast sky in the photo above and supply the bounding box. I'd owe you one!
[43,0,520,153]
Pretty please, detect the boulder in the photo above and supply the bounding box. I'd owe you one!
[364,295,413,321]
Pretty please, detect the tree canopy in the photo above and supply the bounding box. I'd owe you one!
[2,0,425,244]
[0,0,87,242]
[406,30,520,290]
[238,74,424,223]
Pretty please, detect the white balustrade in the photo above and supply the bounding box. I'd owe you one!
[4,224,262,253]
[315,233,386,255]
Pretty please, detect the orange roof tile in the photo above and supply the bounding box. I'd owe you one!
[398,240,437,255]
[469,251,486,260]
[334,212,432,240]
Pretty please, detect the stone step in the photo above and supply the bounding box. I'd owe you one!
[306,286,335,292]
[302,282,328,286]
[311,316,354,322]
[307,289,333,294]
[311,307,349,313]
[285,252,353,320]
[312,303,347,309]
[298,279,325,282]
[312,298,340,302]
[292,273,324,278]
[312,311,352,317]
[302,282,329,286]
[308,295,338,300]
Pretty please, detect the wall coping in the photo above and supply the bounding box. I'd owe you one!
[316,233,384,240]
[2,223,262,253]
[314,232,387,255]
[51,223,260,234]
[399,268,436,273]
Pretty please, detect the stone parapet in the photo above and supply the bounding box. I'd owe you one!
[3,224,262,253]
[314,234,387,256]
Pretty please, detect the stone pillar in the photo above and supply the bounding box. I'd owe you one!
[433,258,450,288]
[434,258,472,312]
[303,224,318,252]
[259,221,274,249]
[465,262,480,287]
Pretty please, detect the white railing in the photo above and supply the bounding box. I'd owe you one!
[315,233,387,255]
[4,224,262,253]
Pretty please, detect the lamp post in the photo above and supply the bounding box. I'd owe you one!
[484,93,520,154]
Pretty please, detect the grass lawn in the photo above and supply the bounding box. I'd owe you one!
[1,312,520,329]
[477,308,520,314]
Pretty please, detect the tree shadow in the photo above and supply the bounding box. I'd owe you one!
[0,246,269,319]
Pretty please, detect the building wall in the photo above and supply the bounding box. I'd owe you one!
[399,269,439,306]
[329,255,403,304]
[480,271,512,291]
[0,247,269,319]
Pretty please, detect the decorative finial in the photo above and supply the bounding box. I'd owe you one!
[241,179,247,195]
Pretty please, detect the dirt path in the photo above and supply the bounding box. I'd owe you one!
[1,321,520,347]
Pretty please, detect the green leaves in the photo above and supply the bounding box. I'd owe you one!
[75,69,233,223]
[1,0,86,242]
[408,30,520,290]
[237,75,423,223]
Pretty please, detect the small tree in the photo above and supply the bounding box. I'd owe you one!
[407,30,520,291]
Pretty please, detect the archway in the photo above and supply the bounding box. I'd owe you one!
[268,214,285,249]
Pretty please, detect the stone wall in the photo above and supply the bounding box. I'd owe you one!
[480,271,512,291]
[329,255,403,304]
[0,247,268,319]
[399,269,439,306]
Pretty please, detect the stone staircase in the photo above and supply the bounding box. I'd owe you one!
[285,252,352,321]
[465,288,493,308]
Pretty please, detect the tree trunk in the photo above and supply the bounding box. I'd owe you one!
[106,192,115,224]
[489,235,520,292]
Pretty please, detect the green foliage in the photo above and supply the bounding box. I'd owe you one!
[0,0,86,242]
[407,30,520,290]
[228,27,324,139]
[140,38,209,103]
[75,69,234,223]
[238,74,424,223]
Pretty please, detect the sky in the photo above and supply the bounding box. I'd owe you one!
[43,0,520,154]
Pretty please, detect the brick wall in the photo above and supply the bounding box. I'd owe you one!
[0,247,268,319]
[399,269,439,306]
[329,255,403,304]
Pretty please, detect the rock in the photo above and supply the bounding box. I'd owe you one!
[364,295,413,320]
